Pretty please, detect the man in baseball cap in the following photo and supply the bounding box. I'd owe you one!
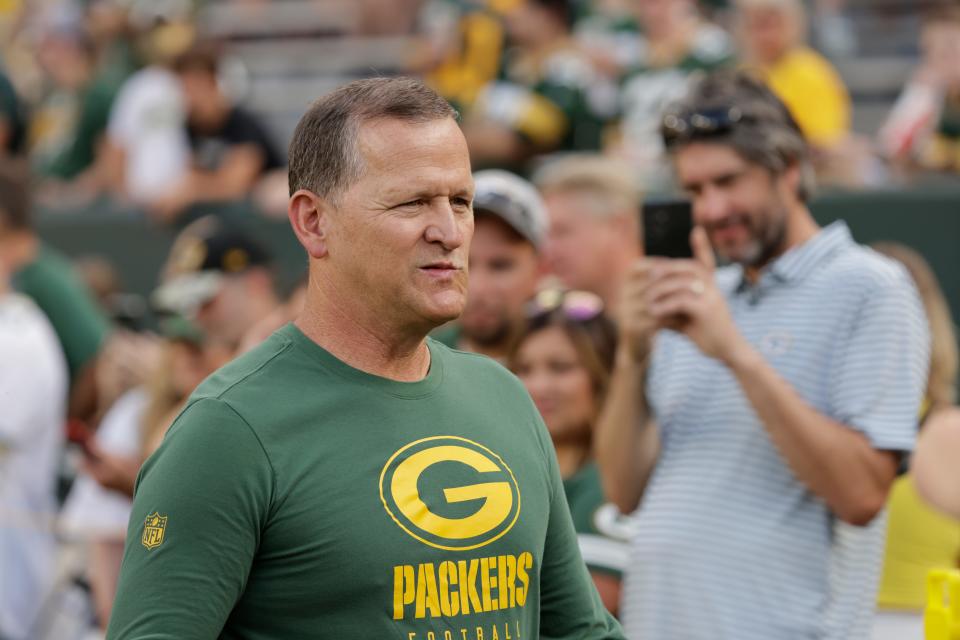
[434,169,548,361]
[153,216,280,351]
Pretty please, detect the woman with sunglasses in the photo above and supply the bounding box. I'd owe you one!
[509,290,630,616]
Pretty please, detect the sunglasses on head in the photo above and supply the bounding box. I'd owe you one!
[527,289,604,322]
[661,106,749,149]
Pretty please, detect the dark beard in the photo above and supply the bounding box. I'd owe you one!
[747,209,790,270]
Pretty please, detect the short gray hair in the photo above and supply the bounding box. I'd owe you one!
[663,70,815,202]
[288,77,457,200]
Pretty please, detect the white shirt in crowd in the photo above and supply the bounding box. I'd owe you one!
[107,66,190,204]
[0,293,68,640]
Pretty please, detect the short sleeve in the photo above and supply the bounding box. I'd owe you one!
[827,267,930,452]
[106,397,274,640]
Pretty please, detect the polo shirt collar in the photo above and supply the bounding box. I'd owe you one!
[735,221,852,293]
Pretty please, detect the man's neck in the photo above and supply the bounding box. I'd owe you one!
[295,284,432,382]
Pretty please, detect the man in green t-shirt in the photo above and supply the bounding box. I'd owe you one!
[106,77,624,639]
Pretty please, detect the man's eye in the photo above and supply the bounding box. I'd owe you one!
[399,199,425,208]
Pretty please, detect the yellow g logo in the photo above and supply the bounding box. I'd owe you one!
[379,436,521,551]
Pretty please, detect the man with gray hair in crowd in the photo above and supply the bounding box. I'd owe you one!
[595,70,929,640]
[534,155,641,317]
[106,77,623,639]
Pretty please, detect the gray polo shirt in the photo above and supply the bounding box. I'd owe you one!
[620,222,930,640]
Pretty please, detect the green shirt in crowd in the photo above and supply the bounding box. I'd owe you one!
[13,243,110,380]
[107,324,624,640]
[562,462,630,580]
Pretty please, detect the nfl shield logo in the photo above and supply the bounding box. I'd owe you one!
[142,512,168,550]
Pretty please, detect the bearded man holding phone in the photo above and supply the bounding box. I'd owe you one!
[595,70,930,640]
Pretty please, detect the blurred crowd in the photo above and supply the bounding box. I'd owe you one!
[0,0,959,227]
[2,0,960,639]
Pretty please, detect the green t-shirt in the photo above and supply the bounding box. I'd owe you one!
[107,324,624,639]
[562,462,630,579]
[13,244,110,380]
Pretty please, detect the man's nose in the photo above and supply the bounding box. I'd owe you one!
[424,200,468,250]
[694,184,731,224]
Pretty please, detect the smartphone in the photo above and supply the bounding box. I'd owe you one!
[642,199,694,259]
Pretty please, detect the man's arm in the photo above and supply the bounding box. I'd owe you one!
[106,397,273,639]
[912,407,960,518]
[594,260,661,515]
[594,348,659,515]
[644,229,928,526]
[150,145,265,222]
[723,343,900,526]
[534,417,625,639]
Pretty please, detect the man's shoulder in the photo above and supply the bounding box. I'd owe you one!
[823,242,914,293]
[191,331,295,406]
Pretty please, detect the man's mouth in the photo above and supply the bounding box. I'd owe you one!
[420,261,460,272]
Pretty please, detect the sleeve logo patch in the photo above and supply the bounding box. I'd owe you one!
[141,512,168,550]
[379,436,521,551]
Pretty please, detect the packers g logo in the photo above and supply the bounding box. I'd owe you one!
[379,436,521,551]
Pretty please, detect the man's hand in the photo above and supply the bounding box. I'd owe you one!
[644,227,745,363]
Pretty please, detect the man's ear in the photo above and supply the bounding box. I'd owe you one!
[781,162,802,202]
[288,189,332,259]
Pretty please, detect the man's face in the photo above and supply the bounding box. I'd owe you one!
[325,117,474,332]
[179,69,221,126]
[674,142,790,267]
[460,215,540,347]
[741,6,792,64]
[544,191,620,294]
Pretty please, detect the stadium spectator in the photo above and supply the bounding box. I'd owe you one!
[463,0,617,170]
[30,25,128,194]
[614,0,732,190]
[734,0,851,151]
[912,407,960,519]
[152,215,281,354]
[878,7,960,175]
[149,43,284,223]
[510,289,630,615]
[100,21,194,207]
[595,70,930,640]
[872,242,959,640]
[0,162,69,640]
[433,169,548,361]
[534,154,640,316]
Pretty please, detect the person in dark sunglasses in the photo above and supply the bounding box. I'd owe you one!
[596,69,930,640]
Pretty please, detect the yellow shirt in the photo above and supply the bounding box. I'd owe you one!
[877,475,960,610]
[758,47,851,147]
